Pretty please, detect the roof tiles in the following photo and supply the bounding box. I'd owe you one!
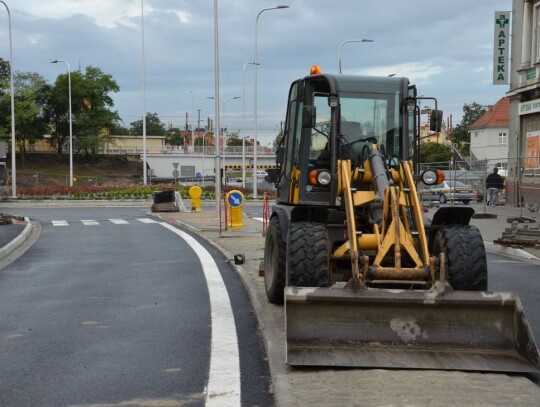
[468,97,509,130]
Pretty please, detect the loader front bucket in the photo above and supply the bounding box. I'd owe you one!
[285,286,540,372]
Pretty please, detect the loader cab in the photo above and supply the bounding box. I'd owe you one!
[276,73,415,206]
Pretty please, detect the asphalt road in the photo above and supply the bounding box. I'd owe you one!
[489,252,540,345]
[0,207,274,406]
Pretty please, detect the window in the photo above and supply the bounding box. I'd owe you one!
[499,132,507,144]
[474,132,478,138]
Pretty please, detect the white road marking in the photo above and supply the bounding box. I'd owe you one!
[52,218,158,226]
[159,222,241,406]
[108,219,129,225]
[137,218,158,223]
[253,217,264,222]
[81,219,99,226]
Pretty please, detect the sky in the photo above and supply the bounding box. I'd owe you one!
[0,0,512,146]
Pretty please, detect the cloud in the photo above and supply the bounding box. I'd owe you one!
[1,0,512,143]
[358,63,444,83]
[19,0,142,28]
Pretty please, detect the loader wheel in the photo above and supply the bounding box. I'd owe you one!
[433,225,487,291]
[288,222,329,287]
[264,217,286,304]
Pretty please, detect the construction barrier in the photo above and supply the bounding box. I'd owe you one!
[189,186,202,212]
[226,190,245,229]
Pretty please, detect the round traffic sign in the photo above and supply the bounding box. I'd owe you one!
[227,190,245,209]
[172,169,179,178]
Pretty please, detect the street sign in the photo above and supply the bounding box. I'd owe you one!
[172,162,179,169]
[493,11,510,85]
[227,190,244,208]
[172,169,179,178]
[226,190,245,228]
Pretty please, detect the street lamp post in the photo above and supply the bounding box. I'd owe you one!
[0,1,15,197]
[51,59,73,188]
[254,5,289,198]
[207,96,240,184]
[213,0,221,216]
[190,90,195,153]
[201,130,213,187]
[242,61,257,189]
[338,39,374,74]
[141,0,147,185]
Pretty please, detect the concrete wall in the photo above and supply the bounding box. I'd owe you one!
[145,153,277,179]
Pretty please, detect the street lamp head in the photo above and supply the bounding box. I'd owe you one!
[51,60,58,63]
[277,5,289,8]
[362,39,374,42]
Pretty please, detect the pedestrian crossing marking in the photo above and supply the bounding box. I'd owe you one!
[137,218,158,223]
[108,219,129,225]
[51,218,157,226]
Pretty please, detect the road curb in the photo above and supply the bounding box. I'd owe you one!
[0,217,32,261]
[484,241,540,263]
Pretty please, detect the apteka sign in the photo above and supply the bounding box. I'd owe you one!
[493,11,510,85]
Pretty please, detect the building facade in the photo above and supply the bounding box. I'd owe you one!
[508,0,540,205]
[468,97,509,170]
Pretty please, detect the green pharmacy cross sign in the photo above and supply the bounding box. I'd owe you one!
[495,14,509,29]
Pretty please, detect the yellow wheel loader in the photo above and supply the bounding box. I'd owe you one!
[263,68,540,372]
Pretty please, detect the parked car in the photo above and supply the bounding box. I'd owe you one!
[422,180,474,204]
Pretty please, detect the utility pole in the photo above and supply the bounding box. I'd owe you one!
[197,109,201,149]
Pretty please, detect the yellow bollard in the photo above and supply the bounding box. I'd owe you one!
[189,186,202,212]
[226,190,245,228]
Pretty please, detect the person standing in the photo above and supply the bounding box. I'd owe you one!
[486,167,504,207]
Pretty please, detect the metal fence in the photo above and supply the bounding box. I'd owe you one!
[420,154,540,208]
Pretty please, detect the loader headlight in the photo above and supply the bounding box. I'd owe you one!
[317,170,332,185]
[309,169,332,185]
[421,169,445,186]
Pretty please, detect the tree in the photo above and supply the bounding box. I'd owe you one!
[273,130,284,147]
[0,58,13,142]
[165,130,184,146]
[0,71,49,165]
[226,130,242,146]
[129,112,165,135]
[451,102,490,150]
[74,66,121,156]
[0,58,9,83]
[419,142,453,164]
[110,122,129,135]
[44,65,121,160]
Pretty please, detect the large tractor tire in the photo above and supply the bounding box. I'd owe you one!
[288,222,329,287]
[433,225,487,291]
[264,217,287,304]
